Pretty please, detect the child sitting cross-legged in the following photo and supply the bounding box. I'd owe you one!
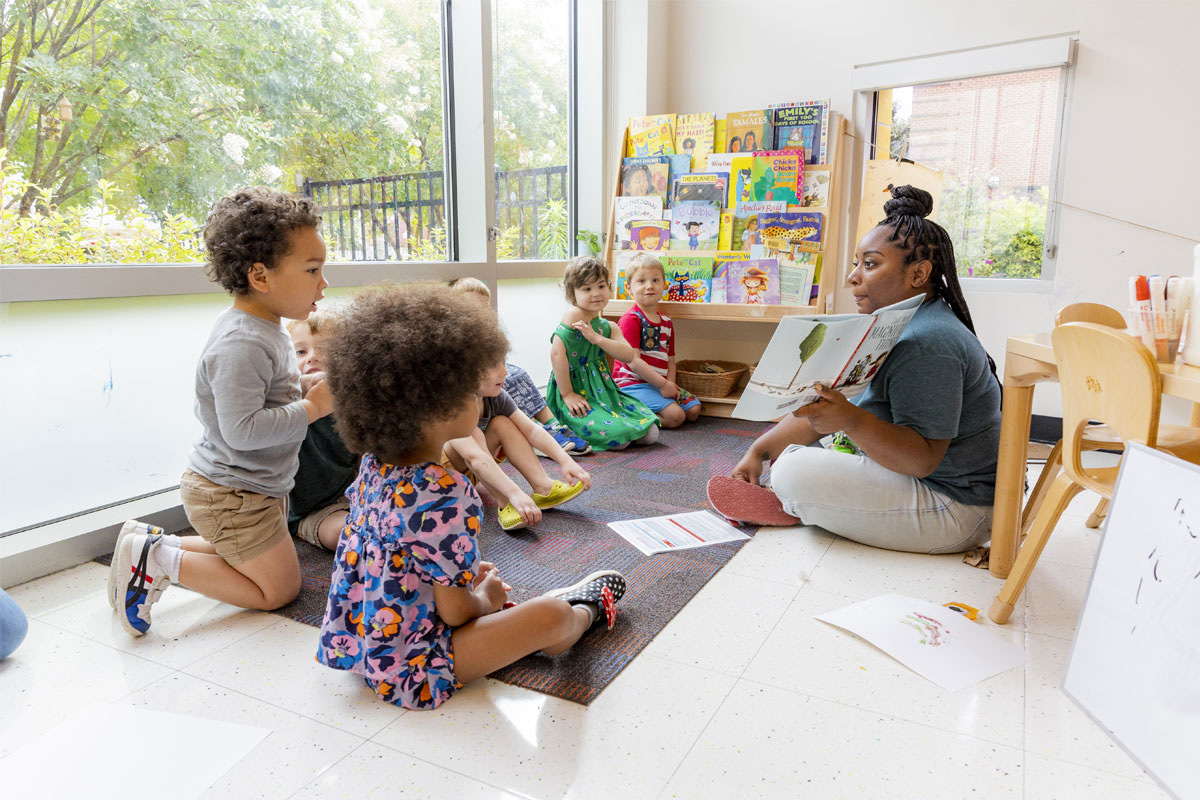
[443,359,591,531]
[613,253,702,429]
[316,284,626,710]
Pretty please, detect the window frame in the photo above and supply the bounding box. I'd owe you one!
[847,34,1078,287]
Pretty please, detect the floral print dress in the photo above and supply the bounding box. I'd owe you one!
[546,317,656,451]
[316,455,480,710]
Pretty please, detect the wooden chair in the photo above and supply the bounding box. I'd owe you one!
[1019,303,1200,535]
[989,322,1200,623]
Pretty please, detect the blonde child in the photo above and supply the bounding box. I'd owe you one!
[449,277,589,454]
[286,310,360,550]
[110,187,331,635]
[444,359,591,531]
[316,284,626,710]
[547,256,660,451]
[613,254,702,429]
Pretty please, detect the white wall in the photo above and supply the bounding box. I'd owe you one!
[612,0,1200,417]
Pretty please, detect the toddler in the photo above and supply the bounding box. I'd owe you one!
[613,253,702,429]
[110,187,331,635]
[547,256,660,451]
[286,310,360,550]
[316,284,626,710]
[449,277,589,454]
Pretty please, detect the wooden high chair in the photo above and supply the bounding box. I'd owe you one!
[989,322,1200,623]
[1019,303,1200,536]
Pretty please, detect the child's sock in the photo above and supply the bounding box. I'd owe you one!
[580,603,600,625]
[158,533,182,549]
[153,542,184,584]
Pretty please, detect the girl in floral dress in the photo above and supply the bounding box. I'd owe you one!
[315,285,627,710]
[547,256,661,451]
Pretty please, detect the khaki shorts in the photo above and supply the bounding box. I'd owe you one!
[294,499,350,551]
[439,447,476,485]
[179,470,290,566]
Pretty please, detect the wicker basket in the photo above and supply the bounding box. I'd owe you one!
[675,359,749,398]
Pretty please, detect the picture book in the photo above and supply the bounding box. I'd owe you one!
[669,201,721,251]
[731,201,787,251]
[628,220,670,251]
[711,251,747,303]
[613,250,639,300]
[661,254,714,303]
[671,172,728,207]
[675,112,715,170]
[725,109,772,156]
[747,150,803,205]
[621,156,670,201]
[718,212,733,250]
[770,100,830,165]
[627,114,676,157]
[666,154,692,197]
[725,154,754,209]
[713,118,726,154]
[725,258,780,306]
[779,257,815,307]
[800,165,832,208]
[705,152,740,175]
[615,195,664,249]
[756,210,823,254]
[629,121,676,157]
[733,294,923,421]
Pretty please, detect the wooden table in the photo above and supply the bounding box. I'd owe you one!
[989,333,1200,578]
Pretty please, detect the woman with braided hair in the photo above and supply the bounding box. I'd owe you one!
[731,184,1001,554]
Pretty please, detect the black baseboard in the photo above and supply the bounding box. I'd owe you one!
[1029,414,1062,444]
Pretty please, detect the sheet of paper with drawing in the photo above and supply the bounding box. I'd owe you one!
[816,594,1029,692]
[608,510,750,556]
[732,294,922,421]
[1063,443,1200,800]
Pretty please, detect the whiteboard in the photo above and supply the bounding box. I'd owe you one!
[1063,443,1200,800]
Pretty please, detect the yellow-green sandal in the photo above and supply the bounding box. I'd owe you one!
[531,479,585,511]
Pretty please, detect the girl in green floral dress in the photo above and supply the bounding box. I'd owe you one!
[547,257,660,451]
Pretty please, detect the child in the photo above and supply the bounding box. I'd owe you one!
[449,277,590,455]
[110,187,332,636]
[444,359,592,531]
[547,256,660,451]
[316,284,626,710]
[286,310,360,551]
[613,254,702,429]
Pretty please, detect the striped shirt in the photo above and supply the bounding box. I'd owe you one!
[613,306,675,387]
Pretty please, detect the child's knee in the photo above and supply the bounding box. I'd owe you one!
[659,404,686,428]
[260,576,302,610]
[685,404,701,421]
[525,596,577,639]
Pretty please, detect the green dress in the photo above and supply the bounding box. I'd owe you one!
[546,318,657,451]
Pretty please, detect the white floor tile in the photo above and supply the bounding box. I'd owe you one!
[5,562,110,617]
[184,617,406,739]
[371,654,738,800]
[743,585,1027,748]
[721,524,836,586]
[292,742,531,799]
[1024,562,1092,640]
[1024,752,1170,799]
[1023,632,1150,779]
[0,619,172,758]
[640,569,798,676]
[39,582,281,670]
[659,680,1025,799]
[117,672,365,800]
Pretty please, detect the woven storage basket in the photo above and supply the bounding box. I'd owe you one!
[675,360,749,398]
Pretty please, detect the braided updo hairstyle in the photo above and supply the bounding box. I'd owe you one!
[877,184,1000,389]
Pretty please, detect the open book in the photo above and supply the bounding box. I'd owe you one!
[732,294,924,421]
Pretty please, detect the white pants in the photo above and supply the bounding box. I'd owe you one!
[768,445,992,554]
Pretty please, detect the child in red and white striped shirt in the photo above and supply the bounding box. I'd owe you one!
[612,254,703,429]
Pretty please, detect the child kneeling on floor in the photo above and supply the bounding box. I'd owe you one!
[315,284,626,710]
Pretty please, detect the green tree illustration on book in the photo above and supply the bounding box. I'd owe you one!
[780,321,828,390]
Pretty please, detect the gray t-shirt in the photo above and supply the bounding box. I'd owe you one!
[478,390,519,429]
[187,307,310,497]
[853,297,1001,506]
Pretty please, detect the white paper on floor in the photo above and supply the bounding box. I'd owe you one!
[1,703,270,800]
[816,593,1029,692]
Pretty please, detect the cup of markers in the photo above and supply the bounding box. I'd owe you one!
[1128,274,1193,363]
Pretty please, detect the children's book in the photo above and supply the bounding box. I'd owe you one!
[800,165,831,208]
[675,112,715,171]
[613,250,640,300]
[757,210,823,254]
[666,154,692,200]
[717,212,733,251]
[713,118,726,154]
[705,152,740,175]
[628,220,670,251]
[725,154,755,210]
[725,258,780,306]
[778,252,818,307]
[669,201,721,251]
[731,200,787,251]
[711,251,747,303]
[621,156,670,202]
[629,121,676,157]
[627,114,676,157]
[670,172,729,207]
[747,150,803,205]
[724,109,772,156]
[615,196,664,249]
[770,100,830,165]
[661,254,714,303]
[733,294,922,421]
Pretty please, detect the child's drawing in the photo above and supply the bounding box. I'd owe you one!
[900,612,950,647]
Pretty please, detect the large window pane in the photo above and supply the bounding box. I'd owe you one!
[491,0,569,261]
[1,0,447,265]
[884,68,1061,278]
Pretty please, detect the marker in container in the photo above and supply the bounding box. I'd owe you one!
[1149,274,1168,360]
